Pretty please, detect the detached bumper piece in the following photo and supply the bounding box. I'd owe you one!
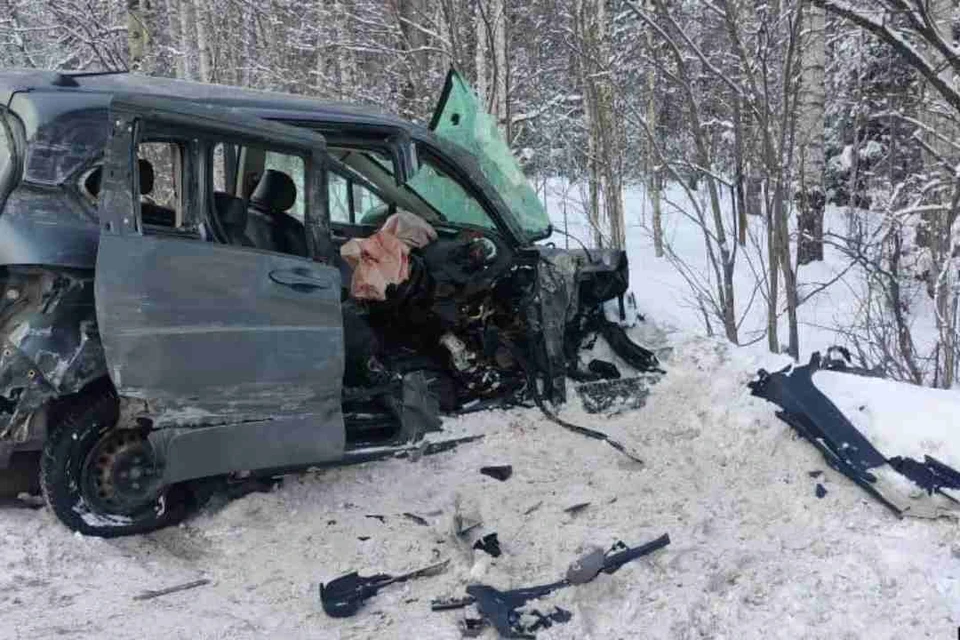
[750,353,960,519]
[431,533,670,639]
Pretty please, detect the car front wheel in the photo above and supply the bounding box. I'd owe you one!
[40,385,190,537]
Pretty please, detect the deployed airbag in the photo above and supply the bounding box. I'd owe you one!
[340,211,437,300]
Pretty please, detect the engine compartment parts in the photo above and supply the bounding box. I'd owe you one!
[320,558,449,618]
[575,377,653,415]
[750,352,960,519]
[431,533,670,638]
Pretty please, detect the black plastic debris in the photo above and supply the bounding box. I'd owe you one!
[366,514,386,523]
[320,559,449,618]
[480,465,513,482]
[588,359,620,380]
[133,578,210,601]
[750,352,960,518]
[599,320,664,374]
[523,501,543,516]
[888,455,960,495]
[459,617,487,637]
[403,512,429,526]
[563,502,591,516]
[433,533,670,638]
[815,484,827,499]
[749,353,899,514]
[466,583,572,639]
[808,470,823,478]
[473,532,502,558]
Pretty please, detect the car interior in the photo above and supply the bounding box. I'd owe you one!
[87,133,523,447]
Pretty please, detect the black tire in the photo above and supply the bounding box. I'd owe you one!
[40,386,191,537]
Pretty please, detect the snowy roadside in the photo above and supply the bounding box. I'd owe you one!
[3,336,959,639]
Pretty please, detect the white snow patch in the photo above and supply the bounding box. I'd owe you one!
[814,369,960,470]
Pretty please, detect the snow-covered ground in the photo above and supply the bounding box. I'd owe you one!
[3,183,960,639]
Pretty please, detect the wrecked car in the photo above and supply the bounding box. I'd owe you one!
[0,69,655,536]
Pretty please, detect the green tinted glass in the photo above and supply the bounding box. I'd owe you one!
[405,159,495,229]
[429,71,550,239]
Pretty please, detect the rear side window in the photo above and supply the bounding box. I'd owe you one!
[135,141,182,229]
[138,142,180,216]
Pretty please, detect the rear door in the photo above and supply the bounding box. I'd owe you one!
[94,95,345,471]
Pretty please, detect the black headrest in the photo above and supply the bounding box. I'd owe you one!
[84,167,102,197]
[250,170,297,213]
[137,159,154,195]
[83,158,154,197]
[214,192,247,230]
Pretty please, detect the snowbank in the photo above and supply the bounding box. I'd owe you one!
[814,369,960,471]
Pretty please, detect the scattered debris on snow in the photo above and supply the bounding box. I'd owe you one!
[4,336,960,638]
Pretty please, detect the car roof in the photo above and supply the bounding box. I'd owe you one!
[0,69,427,134]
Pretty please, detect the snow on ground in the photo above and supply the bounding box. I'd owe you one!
[814,369,960,471]
[3,182,960,638]
[3,336,960,639]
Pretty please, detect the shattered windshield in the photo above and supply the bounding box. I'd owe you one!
[404,156,496,230]
[427,70,551,241]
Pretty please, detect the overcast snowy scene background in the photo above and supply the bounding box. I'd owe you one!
[5,0,960,638]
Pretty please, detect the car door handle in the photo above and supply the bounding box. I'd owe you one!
[269,267,332,292]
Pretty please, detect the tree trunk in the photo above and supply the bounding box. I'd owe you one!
[766,180,780,353]
[240,2,255,86]
[192,0,212,82]
[575,0,625,250]
[493,0,509,138]
[175,0,193,79]
[126,0,151,72]
[733,95,747,246]
[647,2,663,257]
[396,0,427,117]
[474,2,488,101]
[796,1,826,265]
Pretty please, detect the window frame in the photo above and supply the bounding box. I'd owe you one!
[99,96,332,263]
[0,108,24,213]
[136,138,186,231]
[201,139,317,251]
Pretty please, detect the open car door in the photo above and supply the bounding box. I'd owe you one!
[95,95,344,483]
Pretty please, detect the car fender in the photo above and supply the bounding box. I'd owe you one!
[0,267,106,465]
